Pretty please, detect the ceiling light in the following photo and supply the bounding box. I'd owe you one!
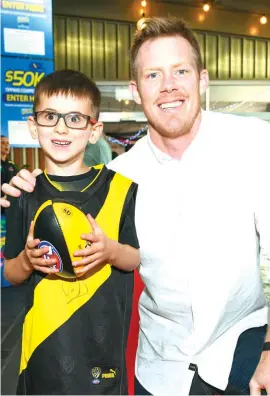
[249,26,258,35]
[198,13,206,22]
[203,2,210,12]
[260,15,268,25]
[141,0,147,7]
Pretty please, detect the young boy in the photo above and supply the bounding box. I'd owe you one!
[4,69,140,395]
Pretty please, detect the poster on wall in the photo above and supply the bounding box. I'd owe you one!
[1,0,54,59]
[1,57,54,146]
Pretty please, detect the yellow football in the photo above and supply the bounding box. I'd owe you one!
[33,200,92,278]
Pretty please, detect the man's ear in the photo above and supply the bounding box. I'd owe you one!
[129,80,142,105]
[89,122,103,144]
[28,116,38,140]
[199,69,209,96]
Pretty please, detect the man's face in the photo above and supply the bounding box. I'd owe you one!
[131,36,208,140]
[1,137,10,157]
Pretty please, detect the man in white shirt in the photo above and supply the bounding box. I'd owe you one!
[2,17,270,396]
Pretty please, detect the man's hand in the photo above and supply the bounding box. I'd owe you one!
[250,351,270,395]
[25,221,59,274]
[72,214,117,275]
[1,168,42,208]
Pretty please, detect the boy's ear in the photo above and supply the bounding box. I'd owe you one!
[28,116,38,139]
[89,122,103,144]
[129,81,142,105]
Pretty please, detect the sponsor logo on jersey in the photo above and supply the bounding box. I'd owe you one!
[38,241,63,272]
[102,368,117,379]
[90,366,118,385]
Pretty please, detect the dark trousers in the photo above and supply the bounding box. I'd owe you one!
[135,325,267,395]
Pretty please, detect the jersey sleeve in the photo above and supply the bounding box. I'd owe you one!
[4,195,26,259]
[119,183,140,249]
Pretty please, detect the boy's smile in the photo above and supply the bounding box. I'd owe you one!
[52,139,71,147]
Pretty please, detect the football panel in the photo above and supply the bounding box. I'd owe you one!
[53,202,93,275]
[33,203,75,278]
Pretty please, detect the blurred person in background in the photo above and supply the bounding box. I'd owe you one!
[112,150,119,160]
[83,133,112,166]
[1,136,18,195]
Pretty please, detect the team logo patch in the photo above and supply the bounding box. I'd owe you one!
[90,366,118,386]
[38,240,63,272]
[92,367,101,379]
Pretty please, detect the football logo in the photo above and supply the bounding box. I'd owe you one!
[38,240,63,272]
[62,206,72,216]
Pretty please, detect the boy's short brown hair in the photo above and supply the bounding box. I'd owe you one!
[33,69,101,119]
[130,17,203,79]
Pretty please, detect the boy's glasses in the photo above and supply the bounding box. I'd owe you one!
[34,111,97,129]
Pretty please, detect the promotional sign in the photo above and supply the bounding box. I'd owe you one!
[1,0,54,59]
[1,57,54,146]
[1,0,54,146]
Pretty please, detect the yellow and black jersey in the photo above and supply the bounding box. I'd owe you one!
[4,165,139,395]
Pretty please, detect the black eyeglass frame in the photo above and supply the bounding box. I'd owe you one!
[34,111,98,129]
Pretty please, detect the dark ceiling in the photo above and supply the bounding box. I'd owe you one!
[157,0,270,15]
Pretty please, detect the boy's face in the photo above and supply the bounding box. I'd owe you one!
[28,94,103,167]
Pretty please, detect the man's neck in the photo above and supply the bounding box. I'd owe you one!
[1,154,7,162]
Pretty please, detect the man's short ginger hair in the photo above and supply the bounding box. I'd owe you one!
[130,17,204,79]
[33,69,101,119]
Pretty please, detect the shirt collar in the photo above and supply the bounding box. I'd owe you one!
[147,133,173,164]
[146,109,207,164]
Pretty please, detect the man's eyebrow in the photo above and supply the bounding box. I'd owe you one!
[142,63,190,72]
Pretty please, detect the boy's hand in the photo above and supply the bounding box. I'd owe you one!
[25,222,59,274]
[72,214,117,275]
[1,168,42,208]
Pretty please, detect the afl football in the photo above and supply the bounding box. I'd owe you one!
[33,200,92,278]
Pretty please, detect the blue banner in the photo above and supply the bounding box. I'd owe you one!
[1,0,53,59]
[1,57,54,145]
[1,0,54,146]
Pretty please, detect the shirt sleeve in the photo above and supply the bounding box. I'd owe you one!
[4,195,25,259]
[119,183,140,249]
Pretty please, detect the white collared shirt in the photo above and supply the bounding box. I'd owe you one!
[108,110,270,395]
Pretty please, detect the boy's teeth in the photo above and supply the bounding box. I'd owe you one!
[53,141,70,146]
[160,100,183,109]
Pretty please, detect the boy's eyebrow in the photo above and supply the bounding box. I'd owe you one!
[40,108,86,115]
[41,108,57,112]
